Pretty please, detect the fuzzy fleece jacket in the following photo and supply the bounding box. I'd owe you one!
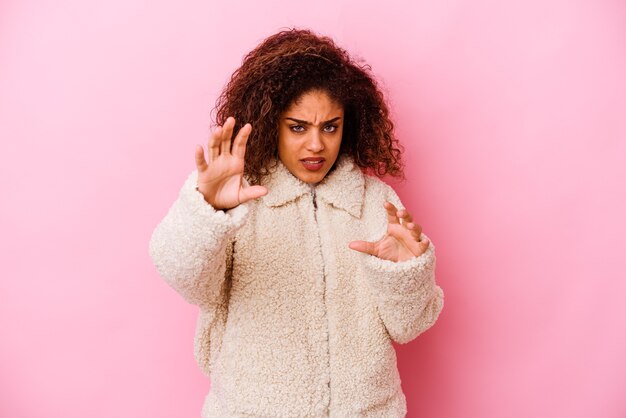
[148,154,444,417]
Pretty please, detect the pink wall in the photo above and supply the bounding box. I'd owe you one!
[1,0,625,417]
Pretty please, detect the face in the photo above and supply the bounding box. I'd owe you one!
[277,89,344,184]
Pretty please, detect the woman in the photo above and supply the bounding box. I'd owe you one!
[149,28,444,417]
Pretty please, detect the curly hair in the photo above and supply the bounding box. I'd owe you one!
[212,27,404,185]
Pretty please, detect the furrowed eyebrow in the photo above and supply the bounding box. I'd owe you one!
[285,116,342,126]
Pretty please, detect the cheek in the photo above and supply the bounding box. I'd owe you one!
[331,133,343,153]
[277,130,290,155]
[278,135,300,159]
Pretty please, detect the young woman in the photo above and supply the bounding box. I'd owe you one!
[149,28,444,417]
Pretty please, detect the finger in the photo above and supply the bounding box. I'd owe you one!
[208,127,221,161]
[195,144,208,172]
[232,123,252,158]
[238,185,268,203]
[348,240,377,256]
[415,224,423,238]
[406,222,423,238]
[384,201,400,224]
[397,209,413,225]
[221,116,235,155]
[405,235,430,257]
[406,222,421,239]
[418,237,431,254]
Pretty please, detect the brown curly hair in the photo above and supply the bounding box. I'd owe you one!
[212,27,404,185]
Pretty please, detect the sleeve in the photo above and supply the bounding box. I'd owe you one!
[362,186,444,344]
[148,169,249,309]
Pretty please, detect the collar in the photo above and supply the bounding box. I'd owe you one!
[259,154,365,218]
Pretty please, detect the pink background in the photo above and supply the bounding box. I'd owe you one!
[1,0,625,417]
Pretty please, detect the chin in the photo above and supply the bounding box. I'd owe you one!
[296,168,328,184]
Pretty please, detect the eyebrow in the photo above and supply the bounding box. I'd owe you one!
[284,116,342,126]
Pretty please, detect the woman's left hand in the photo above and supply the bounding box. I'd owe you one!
[349,201,430,262]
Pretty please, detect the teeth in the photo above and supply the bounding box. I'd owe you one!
[304,160,322,164]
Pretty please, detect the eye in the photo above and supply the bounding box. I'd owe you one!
[289,124,305,133]
[323,124,338,133]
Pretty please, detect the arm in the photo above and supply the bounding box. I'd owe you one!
[150,116,265,309]
[148,169,249,309]
[362,234,444,344]
[352,185,444,344]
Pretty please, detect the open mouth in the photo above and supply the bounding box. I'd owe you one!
[300,158,325,171]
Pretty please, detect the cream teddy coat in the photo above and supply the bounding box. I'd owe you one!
[148,154,444,417]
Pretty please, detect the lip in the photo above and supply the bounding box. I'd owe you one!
[300,157,325,172]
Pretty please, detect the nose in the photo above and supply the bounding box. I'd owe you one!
[306,130,324,153]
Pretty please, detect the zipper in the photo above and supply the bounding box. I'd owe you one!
[311,190,331,414]
[311,186,317,209]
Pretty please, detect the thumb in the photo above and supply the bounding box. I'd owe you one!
[195,144,208,172]
[238,185,269,203]
[348,240,377,256]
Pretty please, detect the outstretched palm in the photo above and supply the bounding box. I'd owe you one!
[195,117,268,210]
[349,201,430,262]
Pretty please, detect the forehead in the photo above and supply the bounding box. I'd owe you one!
[285,90,344,114]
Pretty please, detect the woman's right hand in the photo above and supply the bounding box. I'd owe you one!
[194,116,268,210]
